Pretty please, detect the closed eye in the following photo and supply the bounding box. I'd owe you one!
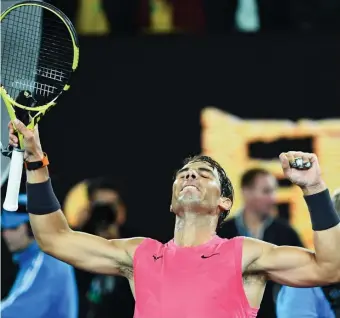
[176,167,214,179]
[198,168,214,178]
[199,172,209,178]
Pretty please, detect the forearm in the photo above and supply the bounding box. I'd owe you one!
[26,166,69,249]
[26,165,49,184]
[304,183,340,280]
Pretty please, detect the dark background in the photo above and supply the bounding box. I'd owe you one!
[41,34,340,239]
[2,33,340,314]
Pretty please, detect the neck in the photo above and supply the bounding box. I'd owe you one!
[174,211,217,247]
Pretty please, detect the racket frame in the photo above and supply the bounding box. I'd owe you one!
[0,0,80,111]
[1,1,80,211]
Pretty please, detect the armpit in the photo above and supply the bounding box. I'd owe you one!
[119,264,134,279]
[242,271,266,286]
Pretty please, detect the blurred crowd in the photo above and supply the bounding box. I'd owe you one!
[2,169,340,317]
[50,0,340,35]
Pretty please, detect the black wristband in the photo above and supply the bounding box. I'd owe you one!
[26,178,61,215]
[304,189,340,231]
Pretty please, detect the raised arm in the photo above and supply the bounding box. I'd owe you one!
[29,209,144,275]
[245,152,340,287]
[9,120,145,275]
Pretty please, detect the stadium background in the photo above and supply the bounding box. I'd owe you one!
[41,34,340,247]
[1,0,340,317]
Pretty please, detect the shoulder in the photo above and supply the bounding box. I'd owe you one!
[242,237,275,270]
[113,237,154,259]
[133,237,163,254]
[132,238,166,262]
[243,236,275,251]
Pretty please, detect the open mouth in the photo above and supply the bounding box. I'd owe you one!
[181,185,199,192]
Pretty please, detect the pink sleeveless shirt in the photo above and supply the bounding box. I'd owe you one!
[133,235,259,318]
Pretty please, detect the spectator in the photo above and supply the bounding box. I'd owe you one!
[218,168,303,318]
[1,194,78,318]
[75,178,135,318]
[276,189,340,318]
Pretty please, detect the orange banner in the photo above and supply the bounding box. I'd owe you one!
[201,107,340,249]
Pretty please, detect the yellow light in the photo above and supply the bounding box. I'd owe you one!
[201,107,340,249]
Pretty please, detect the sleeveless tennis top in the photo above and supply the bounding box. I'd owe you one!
[133,235,259,318]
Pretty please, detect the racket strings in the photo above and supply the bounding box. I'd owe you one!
[2,44,73,70]
[1,4,74,105]
[1,7,39,96]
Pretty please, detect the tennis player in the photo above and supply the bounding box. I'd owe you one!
[8,119,340,318]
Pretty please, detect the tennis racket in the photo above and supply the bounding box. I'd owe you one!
[1,1,79,211]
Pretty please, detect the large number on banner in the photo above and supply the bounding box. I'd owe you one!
[201,107,340,249]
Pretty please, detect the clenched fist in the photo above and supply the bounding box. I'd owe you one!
[279,151,325,195]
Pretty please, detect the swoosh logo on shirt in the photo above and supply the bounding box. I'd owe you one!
[153,255,163,261]
[201,253,220,259]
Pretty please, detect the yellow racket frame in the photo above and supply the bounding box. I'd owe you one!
[0,1,79,112]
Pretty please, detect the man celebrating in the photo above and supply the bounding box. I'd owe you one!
[8,119,340,318]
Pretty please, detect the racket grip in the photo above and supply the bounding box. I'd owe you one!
[3,149,24,211]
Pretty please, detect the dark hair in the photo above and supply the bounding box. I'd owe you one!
[87,177,121,202]
[240,168,271,189]
[180,155,234,227]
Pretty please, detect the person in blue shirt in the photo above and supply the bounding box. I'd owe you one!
[1,194,78,318]
[276,189,340,318]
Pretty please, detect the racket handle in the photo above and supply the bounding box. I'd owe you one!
[3,149,24,211]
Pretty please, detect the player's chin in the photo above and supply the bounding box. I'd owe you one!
[177,198,207,212]
[178,192,202,202]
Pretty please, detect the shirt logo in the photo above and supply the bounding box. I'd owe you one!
[153,255,163,261]
[201,253,220,259]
